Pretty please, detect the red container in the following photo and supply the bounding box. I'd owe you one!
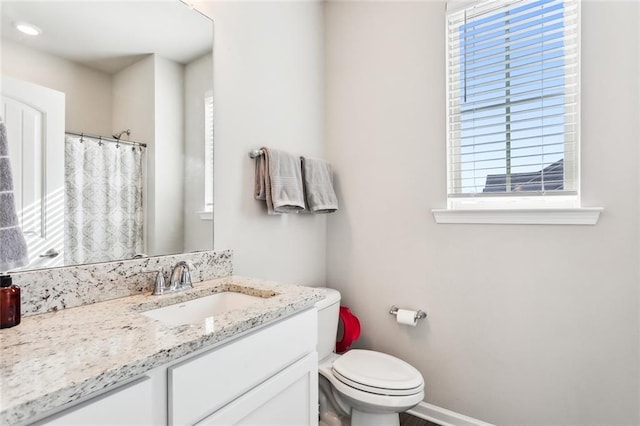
[0,275,21,329]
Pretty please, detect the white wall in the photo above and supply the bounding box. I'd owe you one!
[199,1,327,285]
[112,55,155,144]
[1,39,112,135]
[112,56,156,255]
[325,1,639,424]
[113,55,185,257]
[184,53,213,252]
[153,55,185,255]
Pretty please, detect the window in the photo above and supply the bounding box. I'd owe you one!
[445,0,580,210]
[204,91,214,212]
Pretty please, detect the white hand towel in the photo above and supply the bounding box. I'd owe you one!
[301,157,338,214]
[0,120,29,271]
[254,147,305,214]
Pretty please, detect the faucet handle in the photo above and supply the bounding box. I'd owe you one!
[177,261,194,289]
[152,270,167,295]
[180,267,193,290]
[140,268,167,295]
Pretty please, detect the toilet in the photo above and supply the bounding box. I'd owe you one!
[316,288,424,426]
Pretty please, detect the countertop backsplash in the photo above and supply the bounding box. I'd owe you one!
[10,250,233,317]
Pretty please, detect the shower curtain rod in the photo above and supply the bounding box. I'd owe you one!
[66,131,147,148]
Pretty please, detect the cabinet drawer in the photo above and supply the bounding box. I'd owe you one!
[35,377,153,426]
[196,352,318,426]
[168,308,317,425]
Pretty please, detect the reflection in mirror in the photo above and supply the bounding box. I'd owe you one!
[0,1,214,272]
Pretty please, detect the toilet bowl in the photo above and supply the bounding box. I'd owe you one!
[316,288,424,426]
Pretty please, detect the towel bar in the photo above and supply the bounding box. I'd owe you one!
[248,149,264,158]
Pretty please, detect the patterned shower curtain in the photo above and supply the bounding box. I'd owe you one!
[64,134,144,265]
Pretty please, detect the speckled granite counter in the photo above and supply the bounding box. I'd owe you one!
[0,276,324,425]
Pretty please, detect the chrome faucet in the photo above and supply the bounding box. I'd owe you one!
[169,261,194,292]
[150,261,195,295]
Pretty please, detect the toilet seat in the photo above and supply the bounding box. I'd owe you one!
[332,370,423,396]
[319,353,424,415]
[332,350,424,396]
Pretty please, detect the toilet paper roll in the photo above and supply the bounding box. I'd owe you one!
[396,309,418,326]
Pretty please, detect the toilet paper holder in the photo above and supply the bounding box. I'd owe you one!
[389,306,427,321]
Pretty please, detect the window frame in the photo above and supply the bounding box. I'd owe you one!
[435,0,602,224]
[204,90,214,213]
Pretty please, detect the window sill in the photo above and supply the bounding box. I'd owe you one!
[197,210,213,221]
[432,207,603,225]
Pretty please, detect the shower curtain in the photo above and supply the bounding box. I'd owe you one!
[64,134,144,264]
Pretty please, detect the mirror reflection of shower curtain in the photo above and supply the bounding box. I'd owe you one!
[64,135,144,265]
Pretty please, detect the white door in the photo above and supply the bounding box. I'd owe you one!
[1,76,65,269]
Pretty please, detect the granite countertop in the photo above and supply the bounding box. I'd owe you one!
[0,276,324,425]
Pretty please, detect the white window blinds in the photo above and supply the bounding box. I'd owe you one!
[446,0,579,199]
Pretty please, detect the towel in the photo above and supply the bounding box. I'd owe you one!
[254,147,305,214]
[301,156,338,213]
[0,120,29,271]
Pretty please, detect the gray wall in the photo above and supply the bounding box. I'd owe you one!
[183,53,214,252]
[324,0,639,424]
[201,1,327,286]
[2,39,112,137]
[203,0,639,423]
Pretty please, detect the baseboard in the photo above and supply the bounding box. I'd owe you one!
[407,402,495,426]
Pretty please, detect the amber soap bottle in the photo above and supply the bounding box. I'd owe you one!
[0,275,21,329]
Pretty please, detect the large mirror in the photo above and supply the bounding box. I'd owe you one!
[0,1,214,272]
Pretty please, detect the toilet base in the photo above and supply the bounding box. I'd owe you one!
[352,409,399,426]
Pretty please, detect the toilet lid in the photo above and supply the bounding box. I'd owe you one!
[332,350,424,396]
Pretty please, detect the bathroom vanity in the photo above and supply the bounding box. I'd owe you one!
[0,277,323,425]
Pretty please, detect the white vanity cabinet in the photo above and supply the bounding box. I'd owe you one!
[31,308,318,426]
[35,377,154,425]
[197,352,317,425]
[169,308,318,425]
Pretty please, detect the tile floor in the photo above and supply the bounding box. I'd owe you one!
[399,412,440,426]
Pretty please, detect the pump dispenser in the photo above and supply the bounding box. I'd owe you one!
[0,275,21,328]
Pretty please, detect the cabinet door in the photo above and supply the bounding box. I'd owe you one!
[169,309,317,425]
[197,352,318,426]
[36,377,153,426]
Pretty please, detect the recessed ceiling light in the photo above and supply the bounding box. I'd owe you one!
[15,22,42,36]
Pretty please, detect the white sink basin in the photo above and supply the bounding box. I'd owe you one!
[141,292,268,326]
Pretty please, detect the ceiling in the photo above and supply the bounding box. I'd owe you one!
[1,1,213,74]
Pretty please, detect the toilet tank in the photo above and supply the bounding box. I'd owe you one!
[315,287,341,360]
